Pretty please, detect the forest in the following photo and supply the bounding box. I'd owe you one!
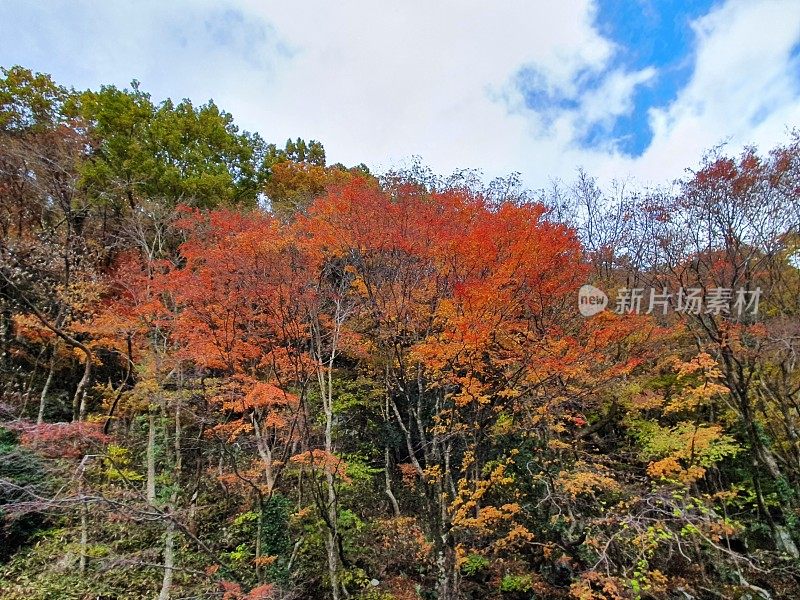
[1,65,800,600]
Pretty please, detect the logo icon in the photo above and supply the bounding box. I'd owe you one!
[578,284,608,317]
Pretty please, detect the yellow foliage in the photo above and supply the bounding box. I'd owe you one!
[557,463,620,499]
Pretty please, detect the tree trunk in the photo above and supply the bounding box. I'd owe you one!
[159,376,184,600]
[255,499,264,583]
[435,538,458,600]
[157,517,176,600]
[74,353,91,421]
[79,501,88,574]
[37,352,55,424]
[313,299,345,600]
[384,446,401,517]
[325,528,340,600]
[147,410,157,504]
[323,381,341,600]
[78,456,89,574]
[0,305,12,374]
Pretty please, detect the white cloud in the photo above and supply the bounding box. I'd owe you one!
[612,0,800,184]
[579,67,656,128]
[235,0,618,177]
[1,0,799,189]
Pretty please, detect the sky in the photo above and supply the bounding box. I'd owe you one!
[2,0,800,188]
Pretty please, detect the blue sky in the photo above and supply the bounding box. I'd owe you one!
[1,0,799,187]
[580,0,718,155]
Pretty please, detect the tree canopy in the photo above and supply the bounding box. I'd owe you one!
[1,66,800,600]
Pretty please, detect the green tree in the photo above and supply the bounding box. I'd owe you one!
[75,83,266,210]
[0,66,70,132]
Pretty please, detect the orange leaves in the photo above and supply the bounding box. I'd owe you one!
[142,180,663,586]
[169,206,308,375]
[253,554,278,567]
[235,379,297,412]
[452,459,516,519]
[158,207,312,496]
[646,457,687,481]
[398,462,419,487]
[367,516,434,570]
[453,502,523,534]
[570,572,626,600]
[264,159,359,219]
[691,148,767,200]
[212,420,255,443]
[665,352,728,415]
[675,351,721,378]
[289,449,351,483]
[220,581,275,600]
[635,421,739,485]
[12,313,54,344]
[299,178,592,421]
[450,455,535,557]
[623,351,739,485]
[213,459,263,490]
[81,251,171,369]
[556,462,620,500]
[303,179,584,319]
[209,377,298,443]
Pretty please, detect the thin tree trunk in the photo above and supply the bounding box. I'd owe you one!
[255,501,264,583]
[37,352,55,424]
[325,526,340,600]
[75,354,91,421]
[384,446,400,517]
[78,456,90,574]
[0,306,12,375]
[79,501,88,574]
[158,517,176,600]
[313,298,345,600]
[147,410,157,504]
[104,334,133,434]
[323,377,341,600]
[435,540,458,600]
[159,372,183,599]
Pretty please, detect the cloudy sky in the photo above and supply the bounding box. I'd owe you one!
[2,0,800,187]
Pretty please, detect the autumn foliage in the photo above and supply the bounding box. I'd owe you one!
[2,67,800,600]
